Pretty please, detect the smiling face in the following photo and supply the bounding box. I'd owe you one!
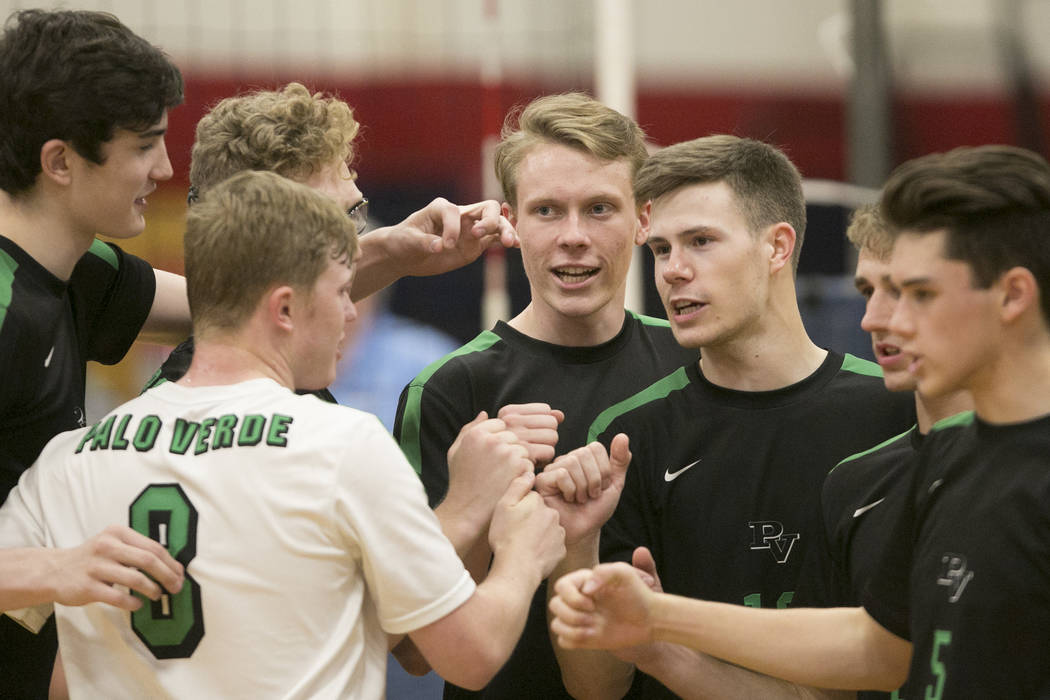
[888,230,1002,399]
[291,255,358,390]
[647,181,772,351]
[507,142,643,341]
[854,248,916,392]
[67,112,174,239]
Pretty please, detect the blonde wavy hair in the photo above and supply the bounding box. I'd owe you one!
[189,82,360,196]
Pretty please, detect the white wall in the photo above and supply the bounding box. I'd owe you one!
[1,0,1046,92]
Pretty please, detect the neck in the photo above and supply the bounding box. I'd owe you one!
[508,299,627,347]
[179,333,294,391]
[697,283,826,391]
[0,189,94,281]
[914,389,973,433]
[968,334,1050,424]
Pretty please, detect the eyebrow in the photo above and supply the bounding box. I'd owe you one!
[647,225,719,244]
[897,276,932,288]
[138,127,167,139]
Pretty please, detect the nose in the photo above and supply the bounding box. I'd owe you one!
[660,246,692,284]
[345,299,358,324]
[860,290,891,334]
[887,296,914,338]
[557,212,590,248]
[152,139,174,182]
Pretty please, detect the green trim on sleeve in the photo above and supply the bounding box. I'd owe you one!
[832,425,916,472]
[587,366,690,444]
[840,352,884,378]
[140,367,168,394]
[398,330,503,475]
[628,310,672,328]
[0,250,17,334]
[87,239,119,271]
[929,410,975,433]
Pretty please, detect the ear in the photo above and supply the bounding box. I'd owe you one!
[634,200,651,246]
[267,285,297,333]
[39,139,74,187]
[998,266,1038,324]
[767,222,797,275]
[501,201,516,226]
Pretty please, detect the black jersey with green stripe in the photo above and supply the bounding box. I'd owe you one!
[793,424,922,700]
[0,236,155,503]
[795,425,922,610]
[864,411,1050,699]
[393,311,696,700]
[595,350,915,698]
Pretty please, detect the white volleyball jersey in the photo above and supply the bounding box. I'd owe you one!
[0,378,475,700]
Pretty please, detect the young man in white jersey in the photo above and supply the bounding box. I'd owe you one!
[550,144,1050,699]
[0,170,566,699]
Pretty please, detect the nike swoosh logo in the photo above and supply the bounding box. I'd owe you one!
[853,497,886,518]
[44,346,54,368]
[665,459,701,482]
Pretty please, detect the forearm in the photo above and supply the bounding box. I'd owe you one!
[434,501,486,562]
[650,597,908,692]
[349,232,399,301]
[551,540,634,700]
[636,642,854,700]
[413,553,543,690]
[0,548,58,611]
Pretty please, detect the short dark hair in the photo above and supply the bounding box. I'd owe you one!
[0,9,183,195]
[634,135,807,273]
[881,144,1050,326]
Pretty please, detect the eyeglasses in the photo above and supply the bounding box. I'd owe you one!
[347,197,369,235]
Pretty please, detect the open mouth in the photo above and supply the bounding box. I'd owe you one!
[672,300,705,315]
[554,266,598,284]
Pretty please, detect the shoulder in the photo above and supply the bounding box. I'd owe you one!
[587,364,692,443]
[405,328,505,388]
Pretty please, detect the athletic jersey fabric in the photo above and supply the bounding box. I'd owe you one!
[596,351,916,698]
[0,234,155,698]
[394,312,697,700]
[864,411,1050,699]
[794,426,922,700]
[0,378,475,700]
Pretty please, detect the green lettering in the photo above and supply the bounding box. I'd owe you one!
[211,415,238,450]
[924,629,951,700]
[193,418,216,456]
[238,415,265,446]
[170,419,200,455]
[76,423,100,454]
[266,414,293,447]
[133,415,162,452]
[90,415,116,451]
[111,415,132,450]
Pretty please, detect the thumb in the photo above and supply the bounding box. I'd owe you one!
[610,433,631,474]
[466,410,488,428]
[631,546,657,578]
[500,471,536,505]
[580,562,627,596]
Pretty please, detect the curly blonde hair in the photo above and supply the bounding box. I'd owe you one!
[189,82,359,196]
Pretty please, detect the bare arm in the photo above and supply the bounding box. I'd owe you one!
[350,198,517,301]
[0,525,183,613]
[537,435,636,700]
[551,564,910,693]
[136,269,191,346]
[409,473,566,690]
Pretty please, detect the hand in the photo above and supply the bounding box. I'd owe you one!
[443,412,533,532]
[611,547,667,665]
[489,473,566,580]
[381,198,517,278]
[49,525,184,611]
[549,562,655,651]
[534,434,631,545]
[497,403,564,468]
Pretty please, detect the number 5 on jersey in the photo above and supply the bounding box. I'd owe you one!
[129,483,204,658]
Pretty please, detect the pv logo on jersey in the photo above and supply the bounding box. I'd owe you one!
[748,520,800,564]
[936,552,974,603]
